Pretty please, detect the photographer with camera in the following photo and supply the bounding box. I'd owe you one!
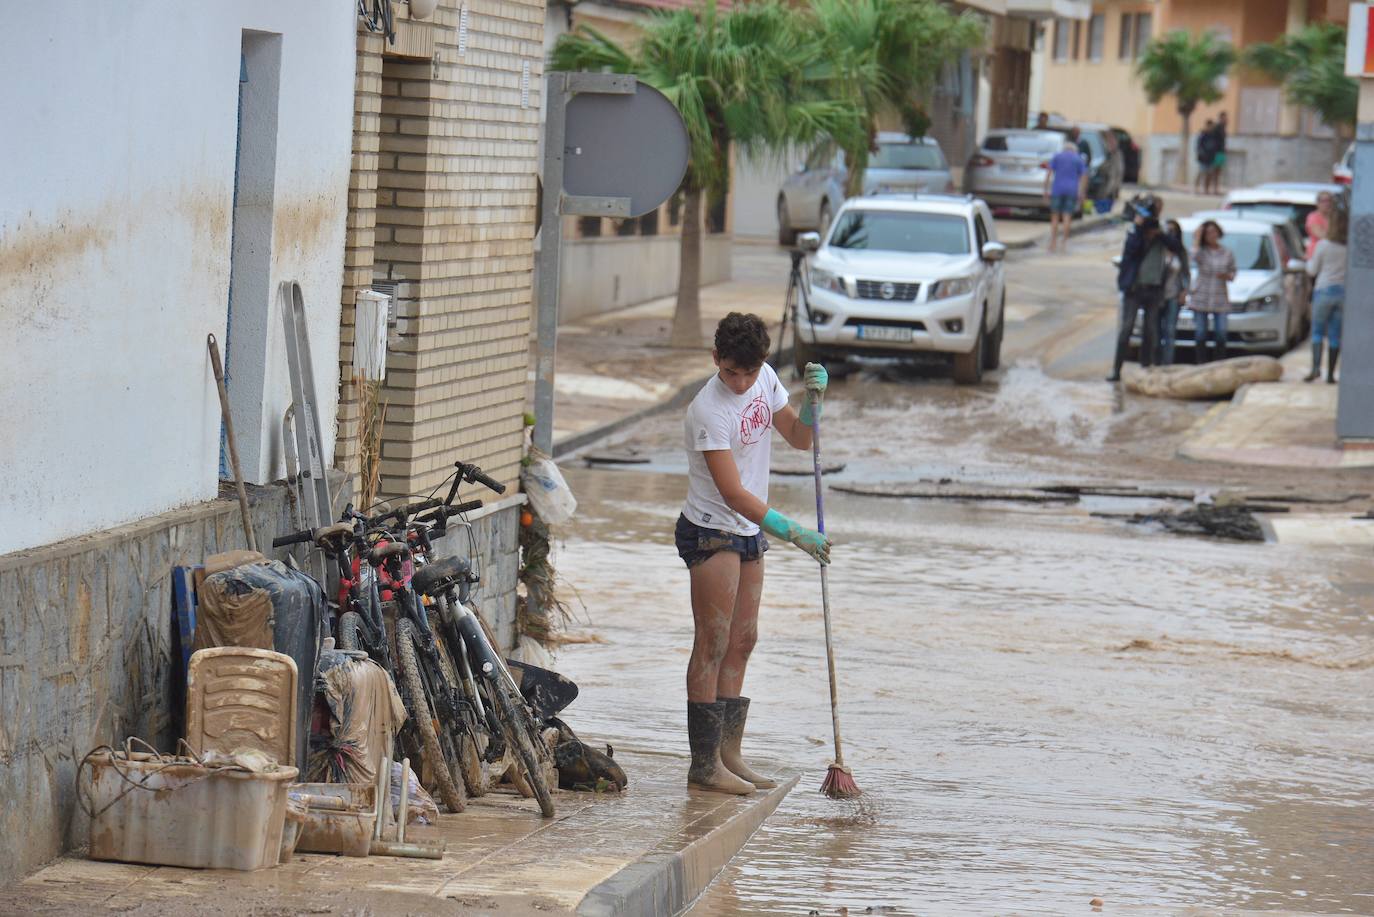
[1109,197,1184,382]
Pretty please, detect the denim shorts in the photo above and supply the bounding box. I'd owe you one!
[675,514,769,568]
[1050,193,1078,214]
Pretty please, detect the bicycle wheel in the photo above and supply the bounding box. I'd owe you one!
[337,610,363,651]
[431,623,488,798]
[487,674,555,818]
[395,619,466,813]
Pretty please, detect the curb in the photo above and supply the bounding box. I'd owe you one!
[1003,212,1118,251]
[575,774,799,917]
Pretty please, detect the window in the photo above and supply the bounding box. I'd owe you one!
[638,209,659,236]
[1133,13,1152,58]
[871,142,946,170]
[1072,20,1082,59]
[828,211,972,255]
[1053,18,1071,62]
[1119,13,1152,60]
[974,215,989,251]
[1220,233,1275,272]
[984,132,1061,157]
[1087,14,1105,62]
[577,216,602,237]
[614,218,637,237]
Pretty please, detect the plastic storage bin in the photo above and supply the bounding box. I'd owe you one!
[290,782,378,857]
[83,749,297,871]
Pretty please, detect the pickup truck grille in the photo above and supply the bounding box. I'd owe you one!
[855,280,920,301]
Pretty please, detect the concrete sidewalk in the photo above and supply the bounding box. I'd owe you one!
[1180,348,1374,470]
[2,749,797,916]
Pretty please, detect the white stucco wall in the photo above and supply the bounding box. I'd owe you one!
[0,2,355,555]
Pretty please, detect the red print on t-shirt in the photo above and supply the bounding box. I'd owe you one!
[739,396,772,445]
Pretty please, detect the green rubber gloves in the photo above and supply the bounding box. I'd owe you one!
[761,508,831,565]
[798,362,828,427]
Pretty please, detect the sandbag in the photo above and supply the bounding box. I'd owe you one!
[193,560,325,770]
[1122,356,1283,400]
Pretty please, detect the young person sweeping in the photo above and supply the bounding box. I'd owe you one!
[675,312,832,795]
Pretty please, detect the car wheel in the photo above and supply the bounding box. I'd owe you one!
[952,321,985,385]
[818,201,833,237]
[777,197,797,247]
[983,300,1005,371]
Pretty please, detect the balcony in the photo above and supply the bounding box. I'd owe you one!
[1006,0,1091,19]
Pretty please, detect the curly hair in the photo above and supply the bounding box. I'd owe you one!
[713,312,770,368]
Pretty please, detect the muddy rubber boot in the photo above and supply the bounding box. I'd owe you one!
[1305,341,1322,382]
[718,696,778,790]
[687,701,754,795]
[1328,347,1340,384]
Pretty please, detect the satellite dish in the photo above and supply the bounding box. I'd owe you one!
[563,82,690,218]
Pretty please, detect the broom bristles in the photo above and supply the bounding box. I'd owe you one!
[819,762,861,799]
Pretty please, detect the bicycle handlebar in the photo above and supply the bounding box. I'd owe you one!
[367,497,443,528]
[415,499,484,525]
[271,529,314,548]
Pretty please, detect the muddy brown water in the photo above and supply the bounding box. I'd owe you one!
[550,381,1374,915]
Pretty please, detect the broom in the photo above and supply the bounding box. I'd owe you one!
[809,389,861,799]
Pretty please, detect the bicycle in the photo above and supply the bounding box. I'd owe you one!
[412,522,557,819]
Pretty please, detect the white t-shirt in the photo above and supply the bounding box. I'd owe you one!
[682,363,790,536]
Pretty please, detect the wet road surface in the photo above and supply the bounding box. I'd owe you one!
[549,227,1374,915]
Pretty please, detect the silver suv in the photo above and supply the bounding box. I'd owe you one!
[793,194,1007,384]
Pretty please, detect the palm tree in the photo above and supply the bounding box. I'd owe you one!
[1137,30,1237,186]
[807,0,985,196]
[551,1,862,348]
[1245,23,1356,163]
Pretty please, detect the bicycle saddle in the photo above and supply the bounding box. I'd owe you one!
[314,523,353,544]
[410,555,472,597]
[367,542,407,565]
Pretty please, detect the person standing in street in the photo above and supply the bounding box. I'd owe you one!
[1157,219,1190,366]
[1110,202,1184,381]
[1190,220,1237,362]
[1305,208,1347,383]
[676,312,832,795]
[1305,190,1335,259]
[1207,112,1229,194]
[1195,120,1217,194]
[1044,138,1087,253]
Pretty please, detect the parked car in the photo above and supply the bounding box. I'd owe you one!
[1222,182,1348,244]
[964,128,1065,213]
[792,193,1007,384]
[1333,142,1354,186]
[1110,126,1141,183]
[777,134,954,245]
[1130,215,1309,357]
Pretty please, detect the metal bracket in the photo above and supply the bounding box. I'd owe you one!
[566,72,636,95]
[561,194,631,217]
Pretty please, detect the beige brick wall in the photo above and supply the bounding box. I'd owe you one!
[337,1,542,502]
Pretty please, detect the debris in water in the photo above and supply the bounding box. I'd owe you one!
[832,481,1078,504]
[1090,896,1105,907]
[1094,504,1266,541]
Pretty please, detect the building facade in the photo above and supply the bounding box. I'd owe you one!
[0,0,545,884]
[0,0,357,883]
[1033,0,1350,186]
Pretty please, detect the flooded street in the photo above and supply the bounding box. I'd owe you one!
[547,232,1374,915]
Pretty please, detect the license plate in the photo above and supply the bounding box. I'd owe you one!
[856,325,913,343]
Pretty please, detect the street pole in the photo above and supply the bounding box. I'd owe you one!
[1339,19,1374,441]
[533,72,568,457]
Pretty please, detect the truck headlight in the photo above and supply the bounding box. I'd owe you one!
[1241,294,1279,313]
[810,267,847,297]
[929,276,974,301]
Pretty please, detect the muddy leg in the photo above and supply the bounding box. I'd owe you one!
[687,550,740,703]
[716,556,762,699]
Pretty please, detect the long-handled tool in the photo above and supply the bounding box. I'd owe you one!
[809,391,860,799]
[207,334,257,552]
